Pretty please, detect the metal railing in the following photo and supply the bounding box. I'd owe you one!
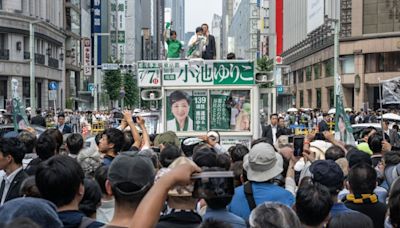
[35,53,45,65]
[0,49,9,60]
[48,57,59,69]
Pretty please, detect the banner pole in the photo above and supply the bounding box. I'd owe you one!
[378,78,385,137]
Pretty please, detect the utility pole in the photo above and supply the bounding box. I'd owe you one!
[29,21,42,116]
[93,33,110,111]
[333,19,340,107]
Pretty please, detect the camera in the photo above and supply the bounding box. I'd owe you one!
[132,116,137,123]
[192,171,234,199]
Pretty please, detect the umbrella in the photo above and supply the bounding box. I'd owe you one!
[328,108,336,114]
[0,109,6,113]
[25,107,31,111]
[301,108,312,112]
[64,109,73,113]
[345,108,352,112]
[378,113,400,121]
[287,108,298,112]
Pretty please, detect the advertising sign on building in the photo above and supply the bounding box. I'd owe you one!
[137,61,162,87]
[92,0,101,65]
[83,38,92,76]
[307,0,324,33]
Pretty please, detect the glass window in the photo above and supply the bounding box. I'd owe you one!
[329,87,334,108]
[316,88,322,108]
[306,66,312,81]
[325,59,334,77]
[363,1,400,34]
[298,69,304,83]
[300,90,304,107]
[365,52,400,73]
[341,55,355,74]
[314,63,321,79]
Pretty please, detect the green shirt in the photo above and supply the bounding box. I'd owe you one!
[166,39,182,58]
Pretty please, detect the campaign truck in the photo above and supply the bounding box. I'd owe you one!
[137,59,260,149]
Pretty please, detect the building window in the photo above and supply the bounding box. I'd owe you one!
[298,69,304,83]
[314,63,321,79]
[307,89,312,107]
[365,52,400,73]
[316,88,322,109]
[363,0,400,34]
[0,33,6,50]
[341,55,355,74]
[328,87,334,108]
[325,59,334,77]
[306,66,312,81]
[293,71,297,84]
[300,90,304,107]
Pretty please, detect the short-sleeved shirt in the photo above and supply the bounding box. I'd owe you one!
[166,39,182,58]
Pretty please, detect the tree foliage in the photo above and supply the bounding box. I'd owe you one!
[256,56,274,72]
[123,73,139,108]
[103,70,121,101]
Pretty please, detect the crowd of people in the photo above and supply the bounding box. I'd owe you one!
[0,108,400,228]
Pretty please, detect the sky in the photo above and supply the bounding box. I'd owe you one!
[185,0,223,33]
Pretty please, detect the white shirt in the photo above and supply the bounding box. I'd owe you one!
[271,125,277,144]
[1,167,23,205]
[58,124,65,133]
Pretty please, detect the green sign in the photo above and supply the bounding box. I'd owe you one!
[118,31,125,43]
[210,91,231,130]
[214,62,254,85]
[160,61,254,87]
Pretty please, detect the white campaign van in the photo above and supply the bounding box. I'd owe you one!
[137,59,260,148]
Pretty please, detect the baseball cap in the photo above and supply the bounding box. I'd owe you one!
[108,154,155,197]
[310,160,344,194]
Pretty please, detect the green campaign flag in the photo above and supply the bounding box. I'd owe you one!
[334,75,355,145]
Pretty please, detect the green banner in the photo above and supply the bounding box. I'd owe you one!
[214,62,254,85]
[210,91,231,130]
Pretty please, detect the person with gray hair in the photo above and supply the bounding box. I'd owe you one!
[249,202,302,228]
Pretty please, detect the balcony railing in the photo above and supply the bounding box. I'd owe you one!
[0,49,9,60]
[35,53,45,65]
[24,51,30,60]
[48,57,59,69]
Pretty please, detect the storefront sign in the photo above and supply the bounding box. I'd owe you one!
[83,38,91,76]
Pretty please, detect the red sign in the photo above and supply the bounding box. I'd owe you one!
[275,56,283,65]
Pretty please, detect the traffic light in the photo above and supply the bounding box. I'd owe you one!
[119,64,135,73]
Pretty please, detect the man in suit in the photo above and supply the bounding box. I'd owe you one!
[201,23,216,59]
[30,109,46,127]
[56,113,72,134]
[262,113,279,144]
[318,113,330,132]
[0,137,28,205]
[384,120,400,149]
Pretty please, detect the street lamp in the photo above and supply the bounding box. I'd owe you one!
[29,20,42,117]
[93,33,110,111]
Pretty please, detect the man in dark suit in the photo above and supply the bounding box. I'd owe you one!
[383,120,400,149]
[201,23,216,59]
[56,113,72,134]
[262,113,279,144]
[0,137,28,205]
[30,109,46,127]
[318,113,330,132]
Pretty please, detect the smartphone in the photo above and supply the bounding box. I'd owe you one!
[293,136,304,157]
[132,116,137,123]
[192,171,235,199]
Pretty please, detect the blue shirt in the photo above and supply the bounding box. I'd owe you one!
[330,203,353,217]
[228,182,295,221]
[203,208,247,228]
